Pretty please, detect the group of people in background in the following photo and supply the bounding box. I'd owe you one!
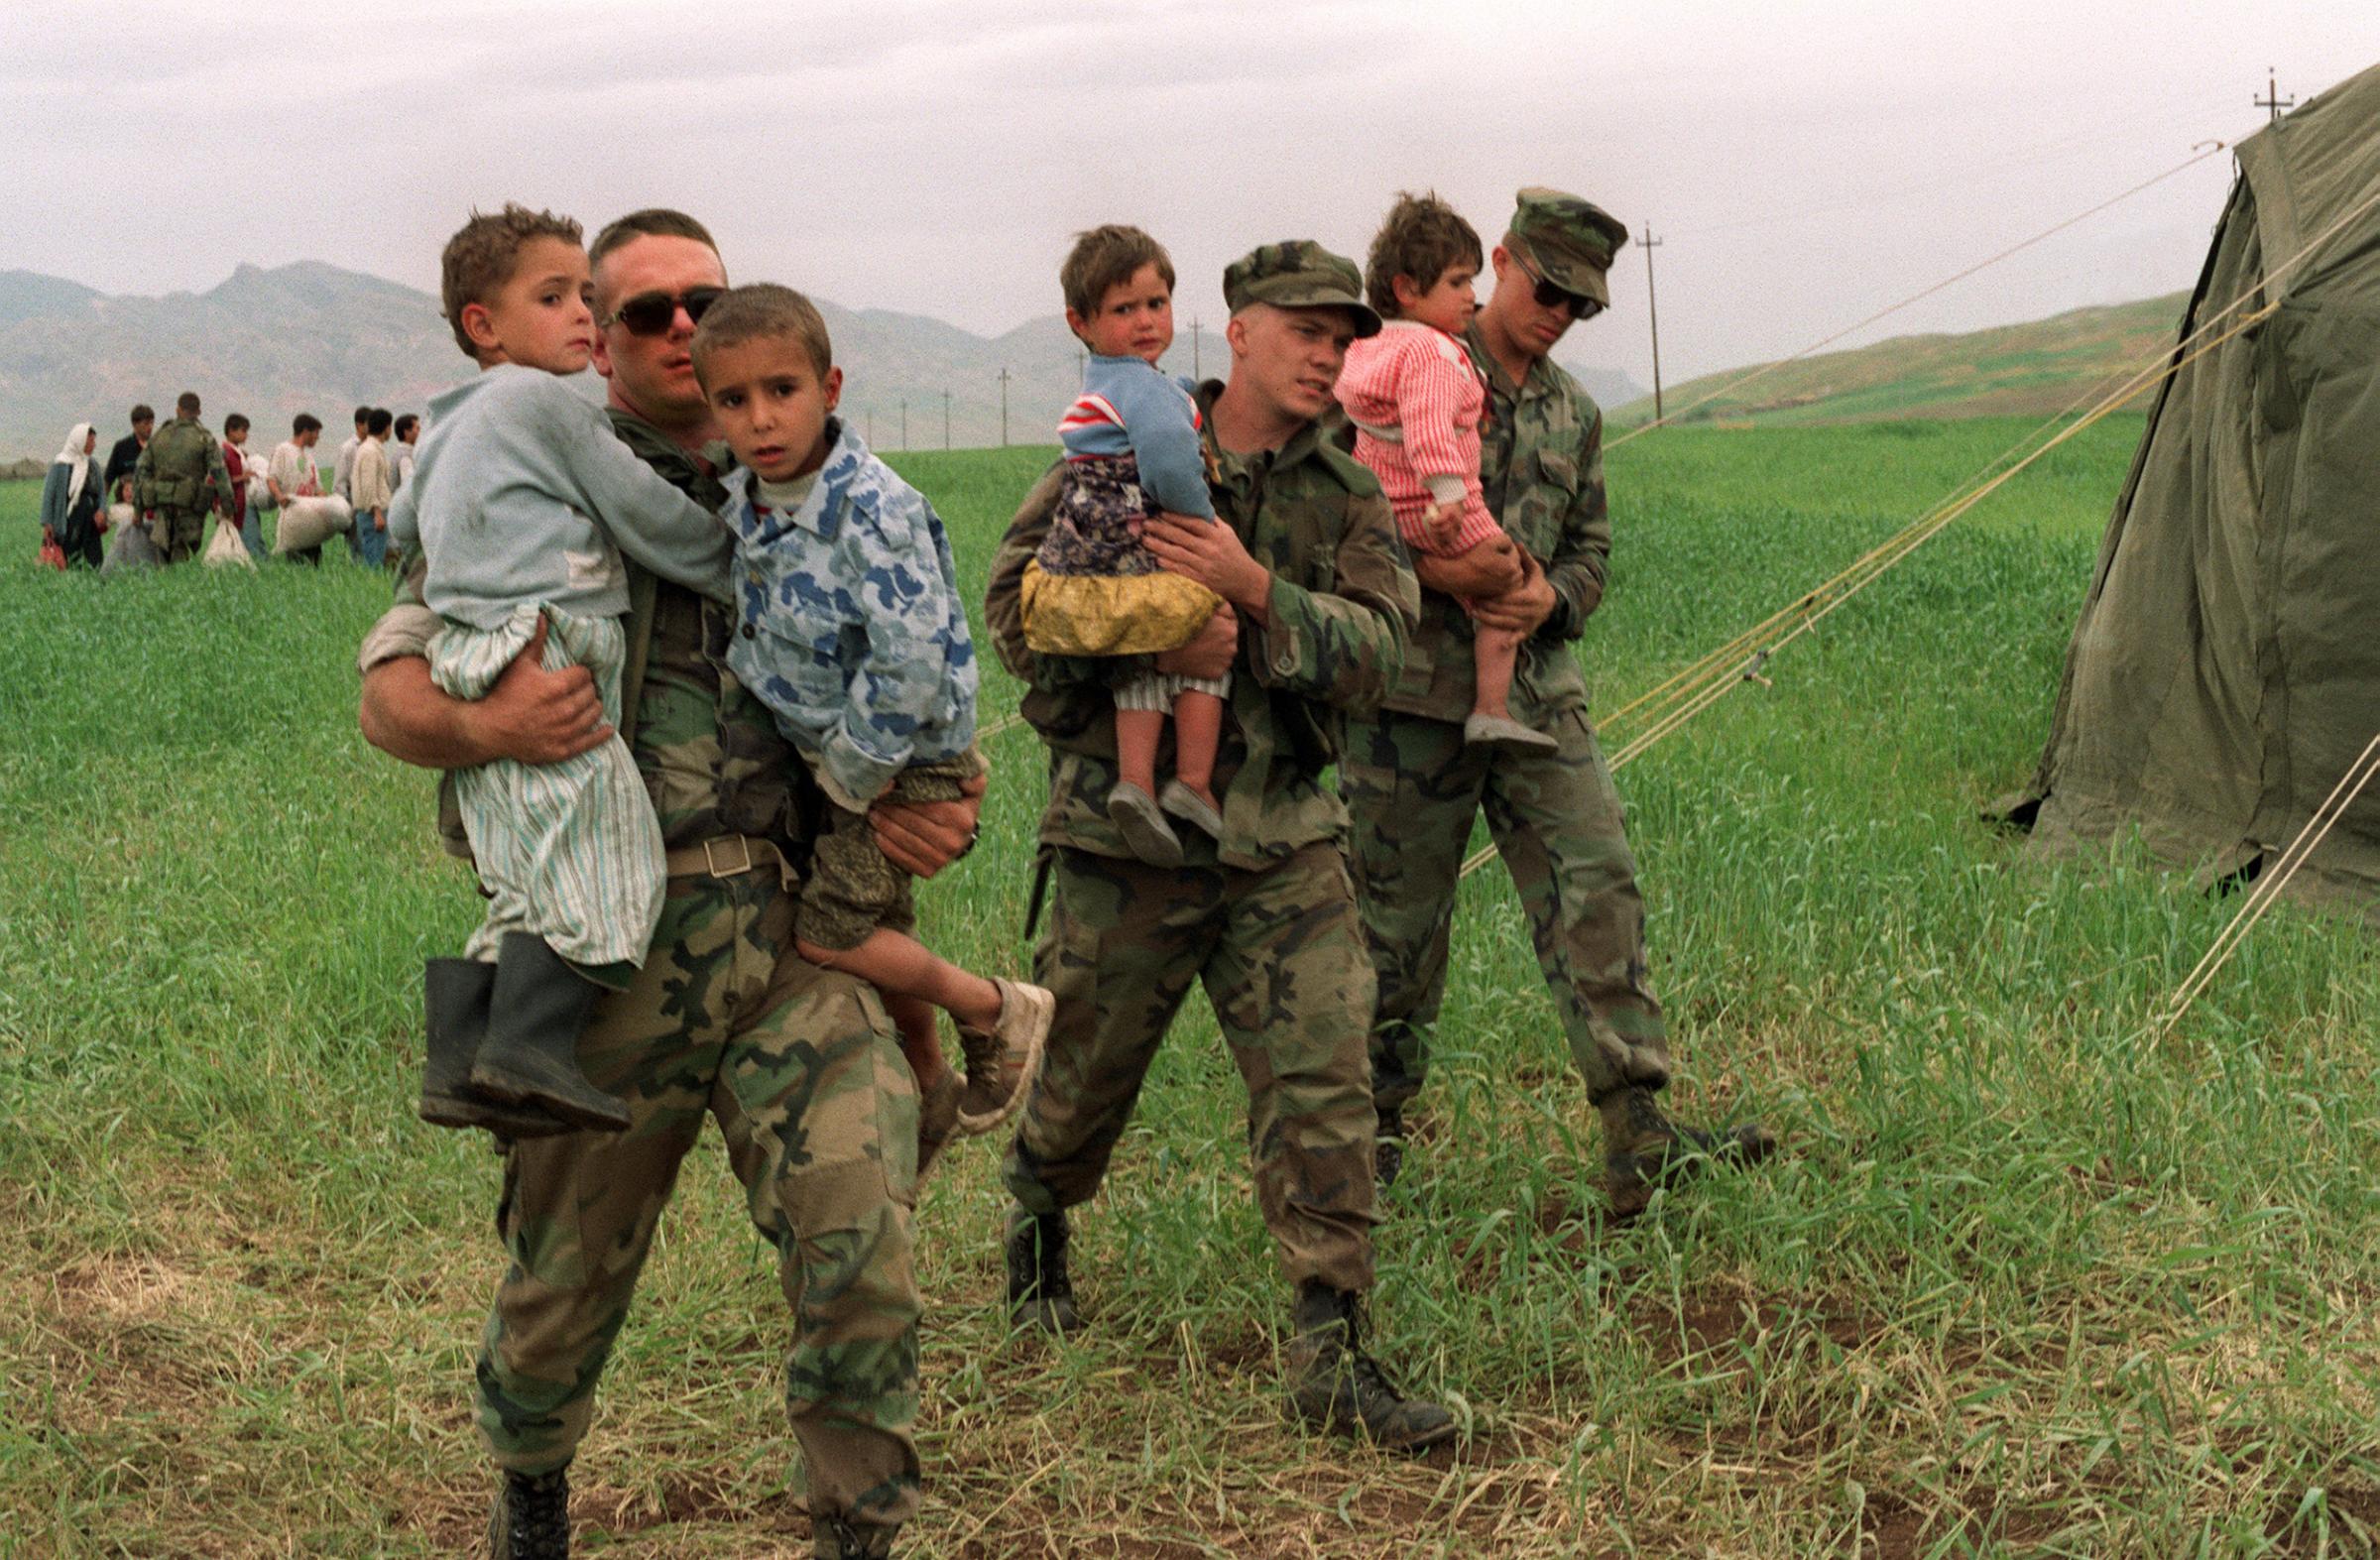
[37,399,423,570]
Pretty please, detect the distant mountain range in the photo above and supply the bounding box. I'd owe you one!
[1613,293,2192,426]
[0,261,1648,460]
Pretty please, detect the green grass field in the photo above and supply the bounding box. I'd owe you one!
[6,418,2378,1558]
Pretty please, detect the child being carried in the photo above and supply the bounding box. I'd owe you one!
[1018,225,1234,866]
[692,285,1052,1179]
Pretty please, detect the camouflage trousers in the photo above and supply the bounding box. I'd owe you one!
[1340,706,1673,1115]
[476,868,922,1530]
[149,506,206,564]
[1003,843,1381,1291]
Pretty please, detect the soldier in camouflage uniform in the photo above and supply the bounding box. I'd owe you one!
[358,210,964,1560]
[131,391,231,564]
[1340,188,1775,1214]
[985,241,1456,1452]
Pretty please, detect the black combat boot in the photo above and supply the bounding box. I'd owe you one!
[1373,1105,1406,1189]
[487,1464,571,1559]
[468,933,630,1133]
[813,1514,899,1559]
[419,959,571,1138]
[1285,1280,1457,1453]
[1004,1205,1080,1334]
[1600,1086,1776,1221]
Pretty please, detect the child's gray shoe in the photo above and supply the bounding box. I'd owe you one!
[1158,780,1224,840]
[1463,712,1559,755]
[1108,781,1185,866]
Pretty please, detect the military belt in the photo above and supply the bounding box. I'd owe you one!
[662,833,798,891]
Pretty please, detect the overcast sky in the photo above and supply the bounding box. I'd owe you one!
[6,1,2375,388]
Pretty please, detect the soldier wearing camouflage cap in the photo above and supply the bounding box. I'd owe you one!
[985,238,1457,1452]
[1340,187,1777,1213]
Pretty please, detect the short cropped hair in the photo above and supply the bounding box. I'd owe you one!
[352,405,373,425]
[130,404,155,426]
[366,409,394,437]
[690,284,834,384]
[223,413,249,435]
[395,414,419,441]
[293,413,322,436]
[176,392,201,417]
[590,208,720,273]
[1060,225,1174,321]
[1363,191,1483,317]
[438,202,584,359]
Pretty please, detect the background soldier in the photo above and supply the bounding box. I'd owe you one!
[984,241,1455,1453]
[1339,188,1776,1213]
[131,391,231,563]
[358,210,974,1560]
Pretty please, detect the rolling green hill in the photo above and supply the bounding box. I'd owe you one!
[1618,292,2190,426]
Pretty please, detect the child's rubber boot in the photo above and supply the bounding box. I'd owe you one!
[468,933,631,1133]
[419,958,574,1138]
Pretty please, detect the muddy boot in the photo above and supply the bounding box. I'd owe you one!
[468,933,630,1134]
[487,1463,571,1558]
[1600,1086,1776,1222]
[1373,1104,1406,1189]
[813,1514,899,1559]
[1285,1280,1457,1453]
[419,960,571,1138]
[1005,1205,1080,1335]
[955,978,1053,1135]
[915,1071,963,1184]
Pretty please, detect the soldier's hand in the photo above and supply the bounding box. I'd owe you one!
[466,617,612,765]
[1414,536,1524,601]
[1142,511,1271,620]
[872,769,987,879]
[1154,603,1238,681]
[1471,550,1557,636]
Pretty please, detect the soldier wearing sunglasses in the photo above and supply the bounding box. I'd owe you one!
[359,207,968,1560]
[1340,187,1777,1211]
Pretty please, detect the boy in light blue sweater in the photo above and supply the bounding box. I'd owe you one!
[391,203,733,1137]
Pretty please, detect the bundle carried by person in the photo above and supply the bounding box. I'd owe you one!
[203,516,256,568]
[275,495,354,554]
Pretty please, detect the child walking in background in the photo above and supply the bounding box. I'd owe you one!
[1337,191,1552,755]
[1018,225,1233,866]
[691,284,1051,1178]
[395,203,737,1138]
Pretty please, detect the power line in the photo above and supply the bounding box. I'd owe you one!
[2256,68,2296,124]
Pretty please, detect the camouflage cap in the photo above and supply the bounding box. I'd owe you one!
[1222,241,1382,337]
[1506,187,1629,308]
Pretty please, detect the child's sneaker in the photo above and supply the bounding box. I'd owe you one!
[1107,781,1185,866]
[1158,779,1223,839]
[956,978,1054,1135]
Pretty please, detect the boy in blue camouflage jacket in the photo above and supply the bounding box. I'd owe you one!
[693,284,1051,1174]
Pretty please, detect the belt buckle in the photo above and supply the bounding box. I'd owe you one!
[702,835,756,879]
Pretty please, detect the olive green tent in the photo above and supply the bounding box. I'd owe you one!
[2008,61,2380,913]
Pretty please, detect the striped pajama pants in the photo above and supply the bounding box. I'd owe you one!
[428,603,664,972]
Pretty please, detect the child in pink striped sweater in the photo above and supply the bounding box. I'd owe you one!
[1336,192,1551,754]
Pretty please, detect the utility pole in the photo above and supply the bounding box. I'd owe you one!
[943,389,951,450]
[1642,225,1665,424]
[2256,67,2295,124]
[899,399,907,450]
[1190,316,1202,380]
[998,368,1011,446]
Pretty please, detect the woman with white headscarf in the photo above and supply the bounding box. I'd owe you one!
[41,422,106,568]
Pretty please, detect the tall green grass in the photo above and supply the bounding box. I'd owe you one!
[4,418,2377,1558]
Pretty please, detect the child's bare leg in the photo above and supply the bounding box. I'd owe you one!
[797,926,1003,1033]
[886,991,948,1086]
[1116,707,1165,797]
[1169,689,1225,810]
[1472,624,1524,721]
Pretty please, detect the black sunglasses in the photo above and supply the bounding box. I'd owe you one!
[1529,275,1602,318]
[602,286,725,336]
